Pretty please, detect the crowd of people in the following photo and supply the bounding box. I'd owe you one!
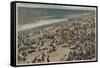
[17,13,96,64]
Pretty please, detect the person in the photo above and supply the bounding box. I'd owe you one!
[41,51,45,62]
[47,55,50,62]
[32,56,37,63]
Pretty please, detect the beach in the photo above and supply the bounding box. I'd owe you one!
[17,13,96,65]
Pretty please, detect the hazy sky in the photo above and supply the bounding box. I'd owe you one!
[16,3,96,11]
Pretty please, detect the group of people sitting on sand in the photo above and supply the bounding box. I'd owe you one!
[32,51,50,63]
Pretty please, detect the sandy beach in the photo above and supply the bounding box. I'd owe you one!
[17,13,96,65]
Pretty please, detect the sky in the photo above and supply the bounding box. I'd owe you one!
[16,3,96,11]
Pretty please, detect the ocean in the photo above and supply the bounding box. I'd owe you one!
[18,7,94,34]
